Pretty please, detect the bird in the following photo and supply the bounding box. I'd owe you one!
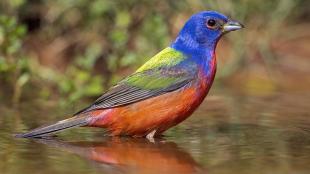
[16,11,243,139]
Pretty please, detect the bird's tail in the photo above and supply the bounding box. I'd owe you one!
[15,115,91,138]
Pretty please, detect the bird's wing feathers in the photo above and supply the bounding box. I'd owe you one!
[15,48,197,138]
[74,66,196,115]
[74,47,198,115]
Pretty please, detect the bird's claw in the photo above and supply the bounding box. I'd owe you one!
[146,130,157,143]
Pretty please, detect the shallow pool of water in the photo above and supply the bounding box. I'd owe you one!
[1,89,310,174]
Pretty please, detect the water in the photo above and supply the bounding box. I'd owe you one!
[1,89,310,174]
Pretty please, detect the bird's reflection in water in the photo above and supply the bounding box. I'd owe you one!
[35,137,204,174]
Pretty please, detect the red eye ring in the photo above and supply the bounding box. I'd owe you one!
[206,19,217,29]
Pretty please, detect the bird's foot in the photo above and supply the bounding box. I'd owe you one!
[146,130,156,143]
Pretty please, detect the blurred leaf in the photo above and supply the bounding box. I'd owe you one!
[110,30,128,47]
[83,76,104,96]
[16,73,30,87]
[116,11,131,28]
[120,52,138,67]
[90,0,111,16]
[76,43,101,69]
[0,56,9,71]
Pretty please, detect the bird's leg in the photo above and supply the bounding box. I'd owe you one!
[146,129,156,143]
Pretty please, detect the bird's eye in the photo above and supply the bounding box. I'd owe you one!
[206,19,217,29]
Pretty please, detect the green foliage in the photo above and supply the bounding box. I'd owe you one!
[0,16,26,55]
[0,0,308,104]
[0,15,29,103]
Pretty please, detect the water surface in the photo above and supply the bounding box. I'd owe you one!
[1,89,310,174]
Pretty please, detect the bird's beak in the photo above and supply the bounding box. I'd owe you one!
[223,20,244,32]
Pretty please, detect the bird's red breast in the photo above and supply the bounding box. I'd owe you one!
[87,59,217,137]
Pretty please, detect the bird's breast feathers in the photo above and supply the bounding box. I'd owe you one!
[88,58,217,136]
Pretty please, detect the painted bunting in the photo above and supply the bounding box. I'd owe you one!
[17,11,243,139]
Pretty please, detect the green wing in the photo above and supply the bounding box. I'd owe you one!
[74,47,197,115]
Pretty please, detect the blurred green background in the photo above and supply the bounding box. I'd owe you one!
[1,2,310,173]
[0,0,309,106]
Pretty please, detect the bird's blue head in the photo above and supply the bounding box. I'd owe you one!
[171,11,243,55]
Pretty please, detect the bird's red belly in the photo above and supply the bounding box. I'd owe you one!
[88,81,210,137]
[88,58,217,137]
